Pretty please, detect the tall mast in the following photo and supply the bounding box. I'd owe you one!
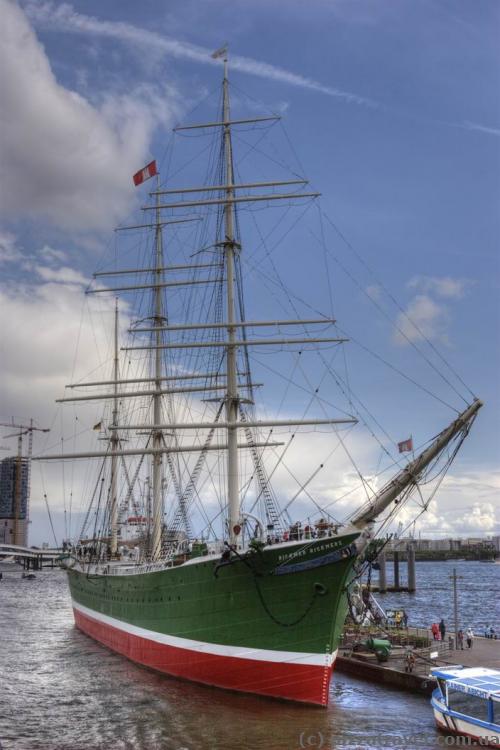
[151,172,164,560]
[110,299,119,555]
[222,53,241,548]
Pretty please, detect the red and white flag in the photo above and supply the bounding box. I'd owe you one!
[132,160,157,187]
[398,437,413,453]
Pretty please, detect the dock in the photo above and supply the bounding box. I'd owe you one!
[335,629,500,695]
[448,637,500,669]
[0,543,63,570]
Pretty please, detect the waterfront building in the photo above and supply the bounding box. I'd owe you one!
[428,539,451,551]
[379,536,495,557]
[0,456,29,546]
[415,538,432,551]
[490,536,500,552]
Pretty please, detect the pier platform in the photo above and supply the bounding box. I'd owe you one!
[336,629,500,694]
[450,637,500,669]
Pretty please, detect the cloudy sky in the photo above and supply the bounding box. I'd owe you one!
[0,0,498,545]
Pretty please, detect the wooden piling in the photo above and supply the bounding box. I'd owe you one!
[407,545,416,592]
[393,550,400,589]
[378,551,387,593]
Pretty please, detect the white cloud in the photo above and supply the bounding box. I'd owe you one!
[454,502,497,532]
[20,0,500,146]
[0,235,86,281]
[34,265,89,286]
[378,469,500,538]
[415,498,498,537]
[408,275,471,299]
[0,267,131,541]
[393,275,473,346]
[39,245,69,264]
[0,279,109,390]
[393,293,449,345]
[0,0,179,232]
[0,230,23,264]
[23,1,377,107]
[461,121,500,138]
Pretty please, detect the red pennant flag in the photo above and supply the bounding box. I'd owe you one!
[398,437,413,453]
[133,160,157,187]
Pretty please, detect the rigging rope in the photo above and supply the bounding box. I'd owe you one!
[320,213,475,404]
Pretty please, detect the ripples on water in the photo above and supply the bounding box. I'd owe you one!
[373,560,500,633]
[0,562,498,750]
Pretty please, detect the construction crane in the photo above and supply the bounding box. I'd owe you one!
[1,419,50,545]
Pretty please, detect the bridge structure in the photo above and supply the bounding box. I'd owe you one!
[0,543,64,570]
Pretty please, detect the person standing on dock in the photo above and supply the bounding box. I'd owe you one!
[405,650,415,673]
[432,622,439,640]
[457,629,464,650]
[439,619,446,641]
[466,627,474,648]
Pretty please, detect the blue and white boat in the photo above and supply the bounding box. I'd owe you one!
[431,667,500,746]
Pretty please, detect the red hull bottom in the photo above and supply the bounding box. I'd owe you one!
[73,607,333,706]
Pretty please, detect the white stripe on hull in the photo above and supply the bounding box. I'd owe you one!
[72,600,337,667]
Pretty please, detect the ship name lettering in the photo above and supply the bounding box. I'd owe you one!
[278,540,342,562]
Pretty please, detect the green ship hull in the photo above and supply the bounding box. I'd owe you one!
[67,531,361,705]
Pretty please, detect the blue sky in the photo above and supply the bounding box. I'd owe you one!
[0,0,498,544]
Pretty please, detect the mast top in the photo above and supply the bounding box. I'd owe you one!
[211,44,228,66]
[210,44,229,90]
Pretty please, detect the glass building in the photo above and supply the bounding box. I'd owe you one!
[0,457,29,519]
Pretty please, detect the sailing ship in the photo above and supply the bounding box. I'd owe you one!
[36,51,482,706]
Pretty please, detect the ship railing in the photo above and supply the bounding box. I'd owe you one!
[265,525,343,545]
[103,540,225,576]
[98,530,353,576]
[105,559,176,575]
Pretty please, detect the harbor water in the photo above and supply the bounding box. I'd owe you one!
[0,562,498,750]
[375,559,500,634]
